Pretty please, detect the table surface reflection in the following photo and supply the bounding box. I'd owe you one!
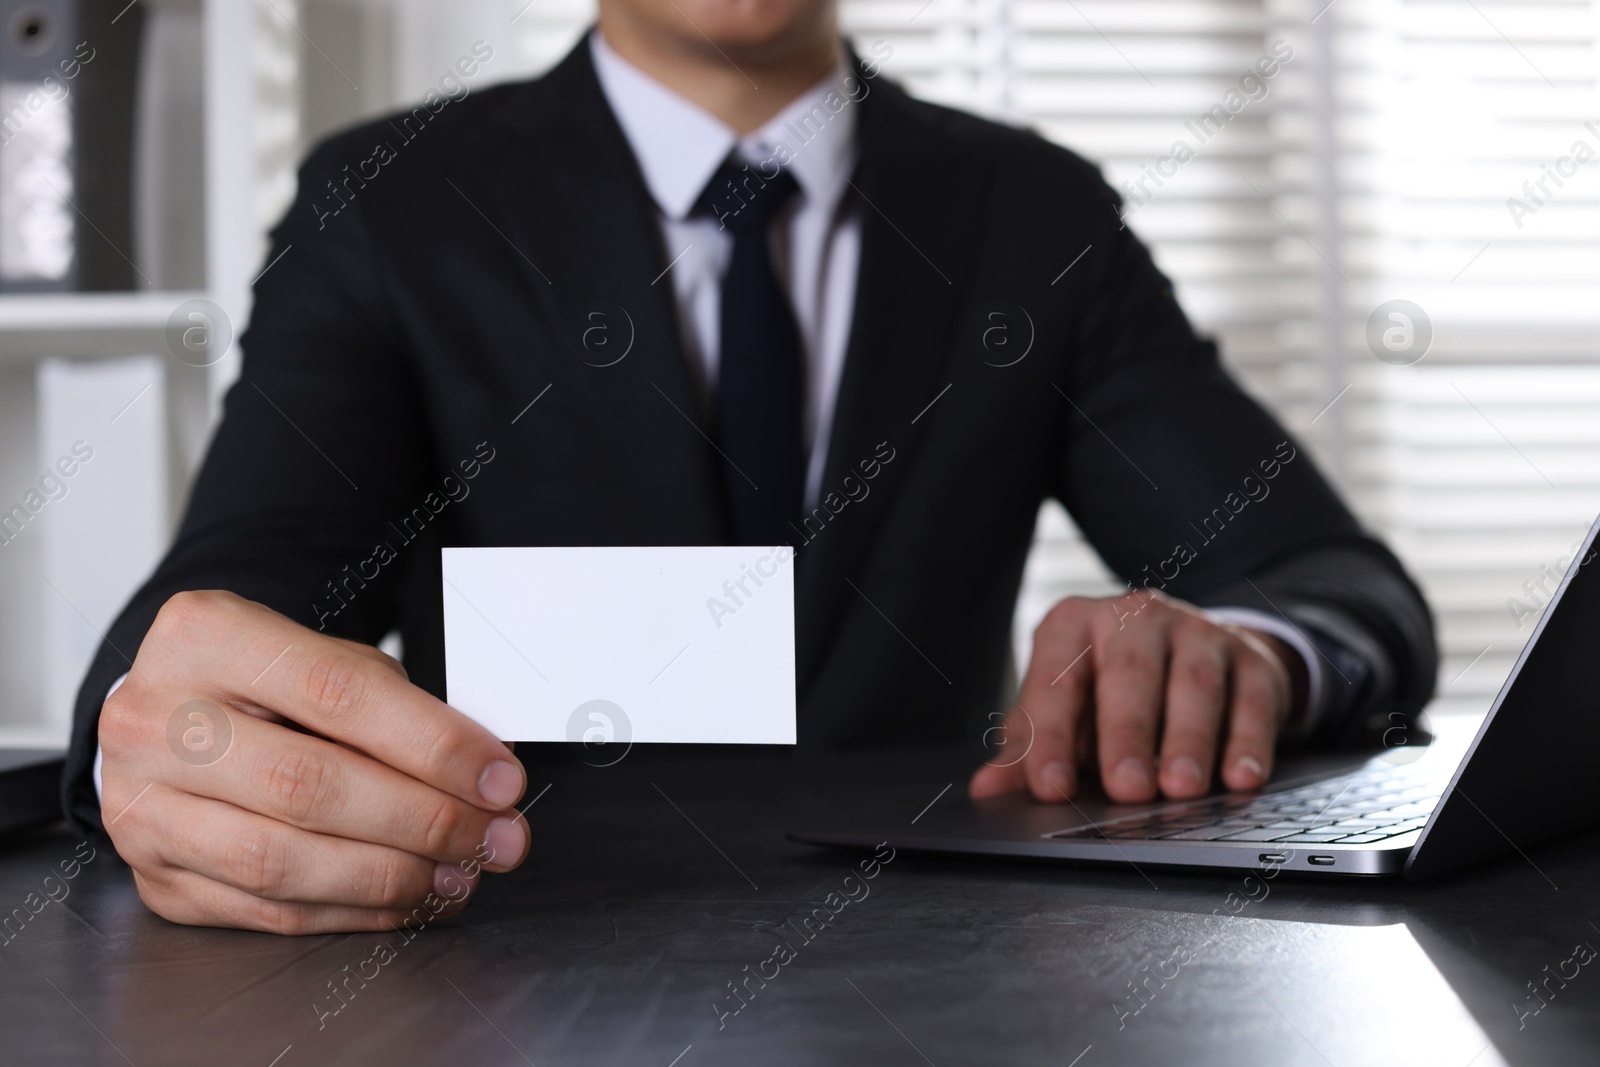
[1,741,1596,1067]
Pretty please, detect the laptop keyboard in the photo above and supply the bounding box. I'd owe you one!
[1046,763,1445,845]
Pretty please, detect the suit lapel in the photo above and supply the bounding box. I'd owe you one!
[793,70,992,690]
[468,43,728,544]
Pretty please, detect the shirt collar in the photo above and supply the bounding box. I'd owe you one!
[589,30,858,221]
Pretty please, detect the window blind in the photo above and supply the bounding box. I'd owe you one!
[1330,0,1600,712]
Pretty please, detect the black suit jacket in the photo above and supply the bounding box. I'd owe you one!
[64,38,1436,835]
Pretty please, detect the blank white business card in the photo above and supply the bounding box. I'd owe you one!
[442,546,796,745]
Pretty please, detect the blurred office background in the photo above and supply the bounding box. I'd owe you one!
[0,0,1596,745]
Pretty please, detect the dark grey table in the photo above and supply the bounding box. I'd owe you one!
[1,745,1595,1066]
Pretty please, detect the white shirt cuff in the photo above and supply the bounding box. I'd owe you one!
[91,672,129,803]
[1203,606,1327,735]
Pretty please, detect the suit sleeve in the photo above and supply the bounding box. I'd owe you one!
[1053,175,1438,747]
[61,136,435,838]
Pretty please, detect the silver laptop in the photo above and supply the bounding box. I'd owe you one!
[791,513,1600,880]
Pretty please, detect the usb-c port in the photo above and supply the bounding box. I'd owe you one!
[1307,855,1335,866]
[1258,853,1287,864]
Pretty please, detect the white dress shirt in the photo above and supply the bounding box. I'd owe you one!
[589,31,861,509]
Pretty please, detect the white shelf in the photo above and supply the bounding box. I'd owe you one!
[0,291,210,362]
[0,0,256,739]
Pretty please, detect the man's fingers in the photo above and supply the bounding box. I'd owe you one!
[1220,646,1287,792]
[145,591,524,812]
[329,636,409,680]
[972,604,1095,801]
[104,590,532,936]
[968,759,1023,799]
[140,788,477,910]
[974,594,1301,805]
[1093,605,1168,803]
[960,742,1024,799]
[132,866,465,936]
[147,709,528,870]
[1156,633,1228,799]
[1017,607,1096,801]
[1021,697,1080,802]
[968,708,1033,798]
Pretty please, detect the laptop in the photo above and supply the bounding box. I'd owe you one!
[791,513,1600,880]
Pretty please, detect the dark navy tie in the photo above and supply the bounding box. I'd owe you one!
[697,160,804,546]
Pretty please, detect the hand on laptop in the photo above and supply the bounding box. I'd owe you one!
[97,590,530,934]
[969,591,1303,804]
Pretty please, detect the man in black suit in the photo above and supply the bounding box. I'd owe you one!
[72,0,1435,932]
